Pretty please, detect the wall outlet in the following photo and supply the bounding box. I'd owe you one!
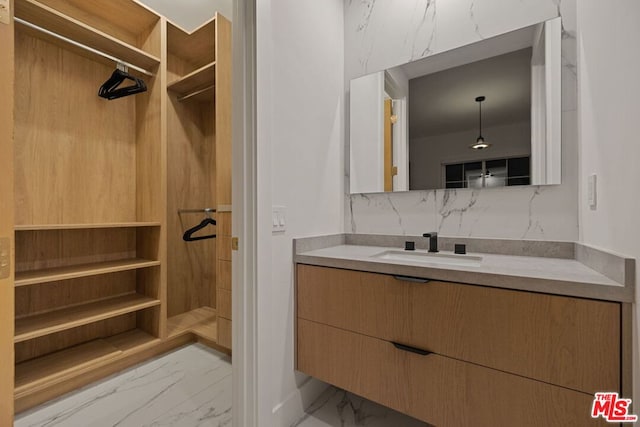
[588,174,597,210]
[272,206,286,233]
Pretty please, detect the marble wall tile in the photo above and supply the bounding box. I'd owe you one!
[345,0,579,242]
[349,190,438,235]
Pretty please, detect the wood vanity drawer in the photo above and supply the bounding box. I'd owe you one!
[298,319,606,427]
[296,264,620,394]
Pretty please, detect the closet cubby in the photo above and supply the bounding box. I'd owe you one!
[165,17,218,343]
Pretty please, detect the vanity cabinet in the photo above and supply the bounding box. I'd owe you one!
[296,264,618,426]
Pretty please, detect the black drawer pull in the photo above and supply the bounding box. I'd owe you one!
[392,342,432,356]
[392,275,430,284]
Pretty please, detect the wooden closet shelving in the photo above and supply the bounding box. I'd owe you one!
[167,61,216,97]
[167,306,217,340]
[15,329,160,398]
[15,0,160,70]
[15,294,160,342]
[15,259,160,287]
[4,0,233,413]
[15,222,161,231]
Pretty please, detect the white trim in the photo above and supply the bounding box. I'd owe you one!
[232,0,258,425]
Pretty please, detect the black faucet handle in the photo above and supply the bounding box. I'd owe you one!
[423,232,439,253]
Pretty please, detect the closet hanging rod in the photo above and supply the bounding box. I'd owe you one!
[178,208,216,214]
[14,18,155,77]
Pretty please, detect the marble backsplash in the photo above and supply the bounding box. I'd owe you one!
[344,0,579,241]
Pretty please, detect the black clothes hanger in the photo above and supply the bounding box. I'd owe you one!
[183,217,217,242]
[98,65,147,100]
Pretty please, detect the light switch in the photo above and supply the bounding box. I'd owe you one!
[272,206,286,233]
[588,174,597,210]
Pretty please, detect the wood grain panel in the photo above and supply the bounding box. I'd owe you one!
[0,0,15,421]
[166,94,216,317]
[214,13,232,206]
[15,294,160,342]
[297,265,620,394]
[15,328,163,403]
[216,212,232,236]
[217,289,231,319]
[298,319,608,427]
[167,19,216,71]
[15,332,188,413]
[167,62,215,96]
[24,0,160,51]
[15,271,136,317]
[218,236,232,261]
[217,317,232,349]
[14,32,137,225]
[15,228,136,273]
[15,339,122,396]
[166,306,216,338]
[136,18,166,338]
[217,260,231,291]
[15,314,135,363]
[135,20,164,223]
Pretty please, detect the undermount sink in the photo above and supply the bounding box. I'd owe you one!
[372,250,483,267]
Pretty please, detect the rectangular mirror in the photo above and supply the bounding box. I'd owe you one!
[349,17,562,194]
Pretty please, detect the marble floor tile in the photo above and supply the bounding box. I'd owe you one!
[292,387,430,427]
[15,343,232,427]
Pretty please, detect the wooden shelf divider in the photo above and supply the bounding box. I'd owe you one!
[15,329,160,398]
[15,222,161,231]
[14,0,161,70]
[15,294,161,343]
[167,306,216,339]
[15,259,161,287]
[167,62,215,97]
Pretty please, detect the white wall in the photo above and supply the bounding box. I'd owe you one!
[577,0,640,403]
[256,0,345,425]
[138,0,232,30]
[410,121,531,189]
[350,72,384,193]
[345,0,579,241]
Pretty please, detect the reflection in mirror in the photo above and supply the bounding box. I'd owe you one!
[349,17,562,194]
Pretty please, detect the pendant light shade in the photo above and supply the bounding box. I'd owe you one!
[470,96,491,150]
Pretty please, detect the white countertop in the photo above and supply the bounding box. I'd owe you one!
[295,244,633,302]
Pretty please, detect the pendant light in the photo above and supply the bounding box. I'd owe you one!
[470,96,491,150]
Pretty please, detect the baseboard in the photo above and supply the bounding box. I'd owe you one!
[271,376,330,426]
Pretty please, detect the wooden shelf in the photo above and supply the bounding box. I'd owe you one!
[15,294,160,343]
[168,62,215,98]
[15,222,161,231]
[15,0,161,71]
[15,329,159,398]
[167,18,216,67]
[15,258,160,287]
[167,306,216,339]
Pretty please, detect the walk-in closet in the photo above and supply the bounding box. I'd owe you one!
[0,0,233,417]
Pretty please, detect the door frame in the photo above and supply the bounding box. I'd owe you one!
[231,0,258,425]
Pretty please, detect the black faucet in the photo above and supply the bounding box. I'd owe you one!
[422,232,439,253]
